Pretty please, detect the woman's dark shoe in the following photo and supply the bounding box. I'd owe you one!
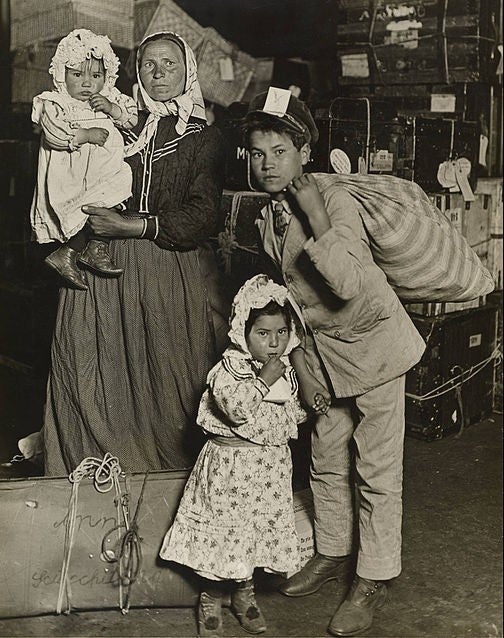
[328,576,387,636]
[78,240,123,276]
[44,245,88,290]
[279,553,353,597]
[231,581,266,634]
[198,591,223,637]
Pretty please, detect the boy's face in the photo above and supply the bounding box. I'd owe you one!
[246,313,290,363]
[249,130,310,198]
[65,58,105,101]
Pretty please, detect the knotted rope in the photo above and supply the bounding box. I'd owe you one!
[56,454,147,615]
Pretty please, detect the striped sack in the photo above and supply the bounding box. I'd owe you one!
[313,173,494,302]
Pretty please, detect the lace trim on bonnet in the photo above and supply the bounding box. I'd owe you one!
[48,29,120,98]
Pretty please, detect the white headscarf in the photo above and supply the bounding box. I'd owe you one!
[124,31,207,158]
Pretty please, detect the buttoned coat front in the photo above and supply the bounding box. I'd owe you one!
[256,176,426,397]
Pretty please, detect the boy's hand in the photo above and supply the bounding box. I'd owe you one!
[258,355,286,387]
[287,174,326,218]
[89,93,113,115]
[85,127,109,146]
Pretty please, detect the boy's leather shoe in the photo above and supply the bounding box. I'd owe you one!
[328,576,387,636]
[278,553,353,597]
[78,240,123,276]
[45,246,88,290]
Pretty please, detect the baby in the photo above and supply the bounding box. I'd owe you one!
[30,29,138,290]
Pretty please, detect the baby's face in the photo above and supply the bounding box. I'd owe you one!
[246,313,290,363]
[65,58,105,101]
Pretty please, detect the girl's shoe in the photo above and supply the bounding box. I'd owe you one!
[198,591,223,637]
[78,240,123,276]
[231,581,266,634]
[45,245,88,290]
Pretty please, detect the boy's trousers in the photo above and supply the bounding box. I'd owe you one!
[310,375,405,581]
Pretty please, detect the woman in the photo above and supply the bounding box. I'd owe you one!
[43,32,227,474]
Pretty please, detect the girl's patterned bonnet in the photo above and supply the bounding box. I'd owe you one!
[228,274,300,357]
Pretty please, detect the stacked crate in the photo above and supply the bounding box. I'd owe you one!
[335,0,500,86]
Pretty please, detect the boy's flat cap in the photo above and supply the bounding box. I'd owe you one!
[247,89,319,145]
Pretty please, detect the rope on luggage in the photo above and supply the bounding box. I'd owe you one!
[405,345,502,437]
[56,454,147,616]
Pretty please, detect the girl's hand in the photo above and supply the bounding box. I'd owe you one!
[83,206,144,239]
[299,374,331,414]
[85,127,109,146]
[287,174,330,239]
[89,94,113,115]
[313,393,330,416]
[258,355,286,387]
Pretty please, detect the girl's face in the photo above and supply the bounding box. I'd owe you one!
[65,58,105,101]
[249,130,310,198]
[246,313,290,363]
[139,40,186,102]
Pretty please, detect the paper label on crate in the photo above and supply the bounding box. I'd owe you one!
[469,333,482,348]
[263,87,291,116]
[369,150,394,172]
[430,94,456,113]
[340,53,369,78]
[219,57,234,81]
[384,20,421,49]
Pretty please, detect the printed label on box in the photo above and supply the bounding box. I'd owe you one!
[469,334,482,348]
[369,150,394,172]
[431,94,457,113]
[340,53,370,78]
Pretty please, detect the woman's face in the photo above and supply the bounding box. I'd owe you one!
[139,39,186,102]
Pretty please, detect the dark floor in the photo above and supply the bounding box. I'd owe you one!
[0,365,502,638]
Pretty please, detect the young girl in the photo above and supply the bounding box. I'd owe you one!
[160,274,325,637]
[30,28,138,290]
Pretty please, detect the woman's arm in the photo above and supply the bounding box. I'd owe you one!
[83,205,145,239]
[155,125,225,250]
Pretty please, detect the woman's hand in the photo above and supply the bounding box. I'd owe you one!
[287,174,331,240]
[83,206,144,239]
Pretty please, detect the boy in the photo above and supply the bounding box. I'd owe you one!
[243,88,426,637]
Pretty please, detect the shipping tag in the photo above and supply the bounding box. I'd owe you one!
[437,160,457,189]
[219,57,234,81]
[454,158,475,202]
[330,149,352,174]
[263,87,291,116]
[357,156,368,174]
[479,134,488,168]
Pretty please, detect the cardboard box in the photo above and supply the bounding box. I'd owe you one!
[289,489,315,577]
